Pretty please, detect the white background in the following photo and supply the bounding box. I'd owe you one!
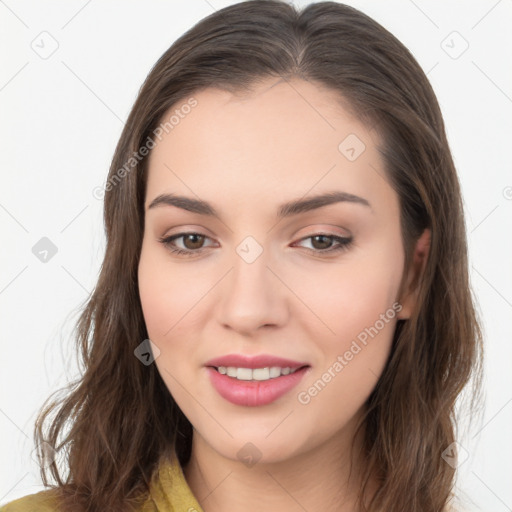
[1,1,511,510]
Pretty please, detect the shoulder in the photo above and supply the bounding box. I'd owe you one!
[0,489,61,511]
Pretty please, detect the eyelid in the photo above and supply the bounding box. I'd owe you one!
[158,229,353,258]
[158,227,349,245]
[291,233,353,254]
[159,232,218,250]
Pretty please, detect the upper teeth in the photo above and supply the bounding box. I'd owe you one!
[217,366,299,381]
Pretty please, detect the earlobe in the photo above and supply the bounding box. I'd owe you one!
[397,228,431,320]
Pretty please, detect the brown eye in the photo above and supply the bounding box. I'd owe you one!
[159,232,353,258]
[310,235,335,250]
[294,234,353,255]
[158,232,215,257]
[181,233,206,250]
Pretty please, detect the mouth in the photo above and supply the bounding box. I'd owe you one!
[208,365,310,382]
[206,364,311,407]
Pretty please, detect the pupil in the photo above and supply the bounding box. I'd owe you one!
[185,234,204,249]
[312,235,331,250]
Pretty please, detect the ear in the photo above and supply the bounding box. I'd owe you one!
[397,228,431,320]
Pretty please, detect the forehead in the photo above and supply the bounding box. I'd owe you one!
[145,77,395,217]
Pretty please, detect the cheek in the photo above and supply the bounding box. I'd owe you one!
[313,270,397,383]
[138,257,192,402]
[290,249,403,346]
[292,245,402,408]
[294,278,399,436]
[138,246,199,402]
[138,242,220,398]
[138,257,174,340]
[138,243,201,342]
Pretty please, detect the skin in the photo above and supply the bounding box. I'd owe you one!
[138,77,430,512]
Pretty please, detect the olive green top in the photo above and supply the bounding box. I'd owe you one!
[0,455,204,512]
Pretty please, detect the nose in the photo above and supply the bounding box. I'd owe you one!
[217,245,289,335]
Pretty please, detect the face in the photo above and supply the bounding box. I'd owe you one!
[138,77,415,464]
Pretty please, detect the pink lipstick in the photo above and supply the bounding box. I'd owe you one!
[205,354,310,407]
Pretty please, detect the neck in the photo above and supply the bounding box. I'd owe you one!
[183,412,373,512]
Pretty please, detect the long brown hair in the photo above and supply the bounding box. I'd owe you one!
[34,1,483,510]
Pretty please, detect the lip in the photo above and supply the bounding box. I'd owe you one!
[206,367,310,407]
[204,354,311,407]
[204,353,308,370]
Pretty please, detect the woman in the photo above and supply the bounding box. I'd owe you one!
[1,1,483,511]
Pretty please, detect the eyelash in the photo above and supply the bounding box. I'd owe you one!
[158,232,353,258]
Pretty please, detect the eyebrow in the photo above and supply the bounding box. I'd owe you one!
[147,191,372,218]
